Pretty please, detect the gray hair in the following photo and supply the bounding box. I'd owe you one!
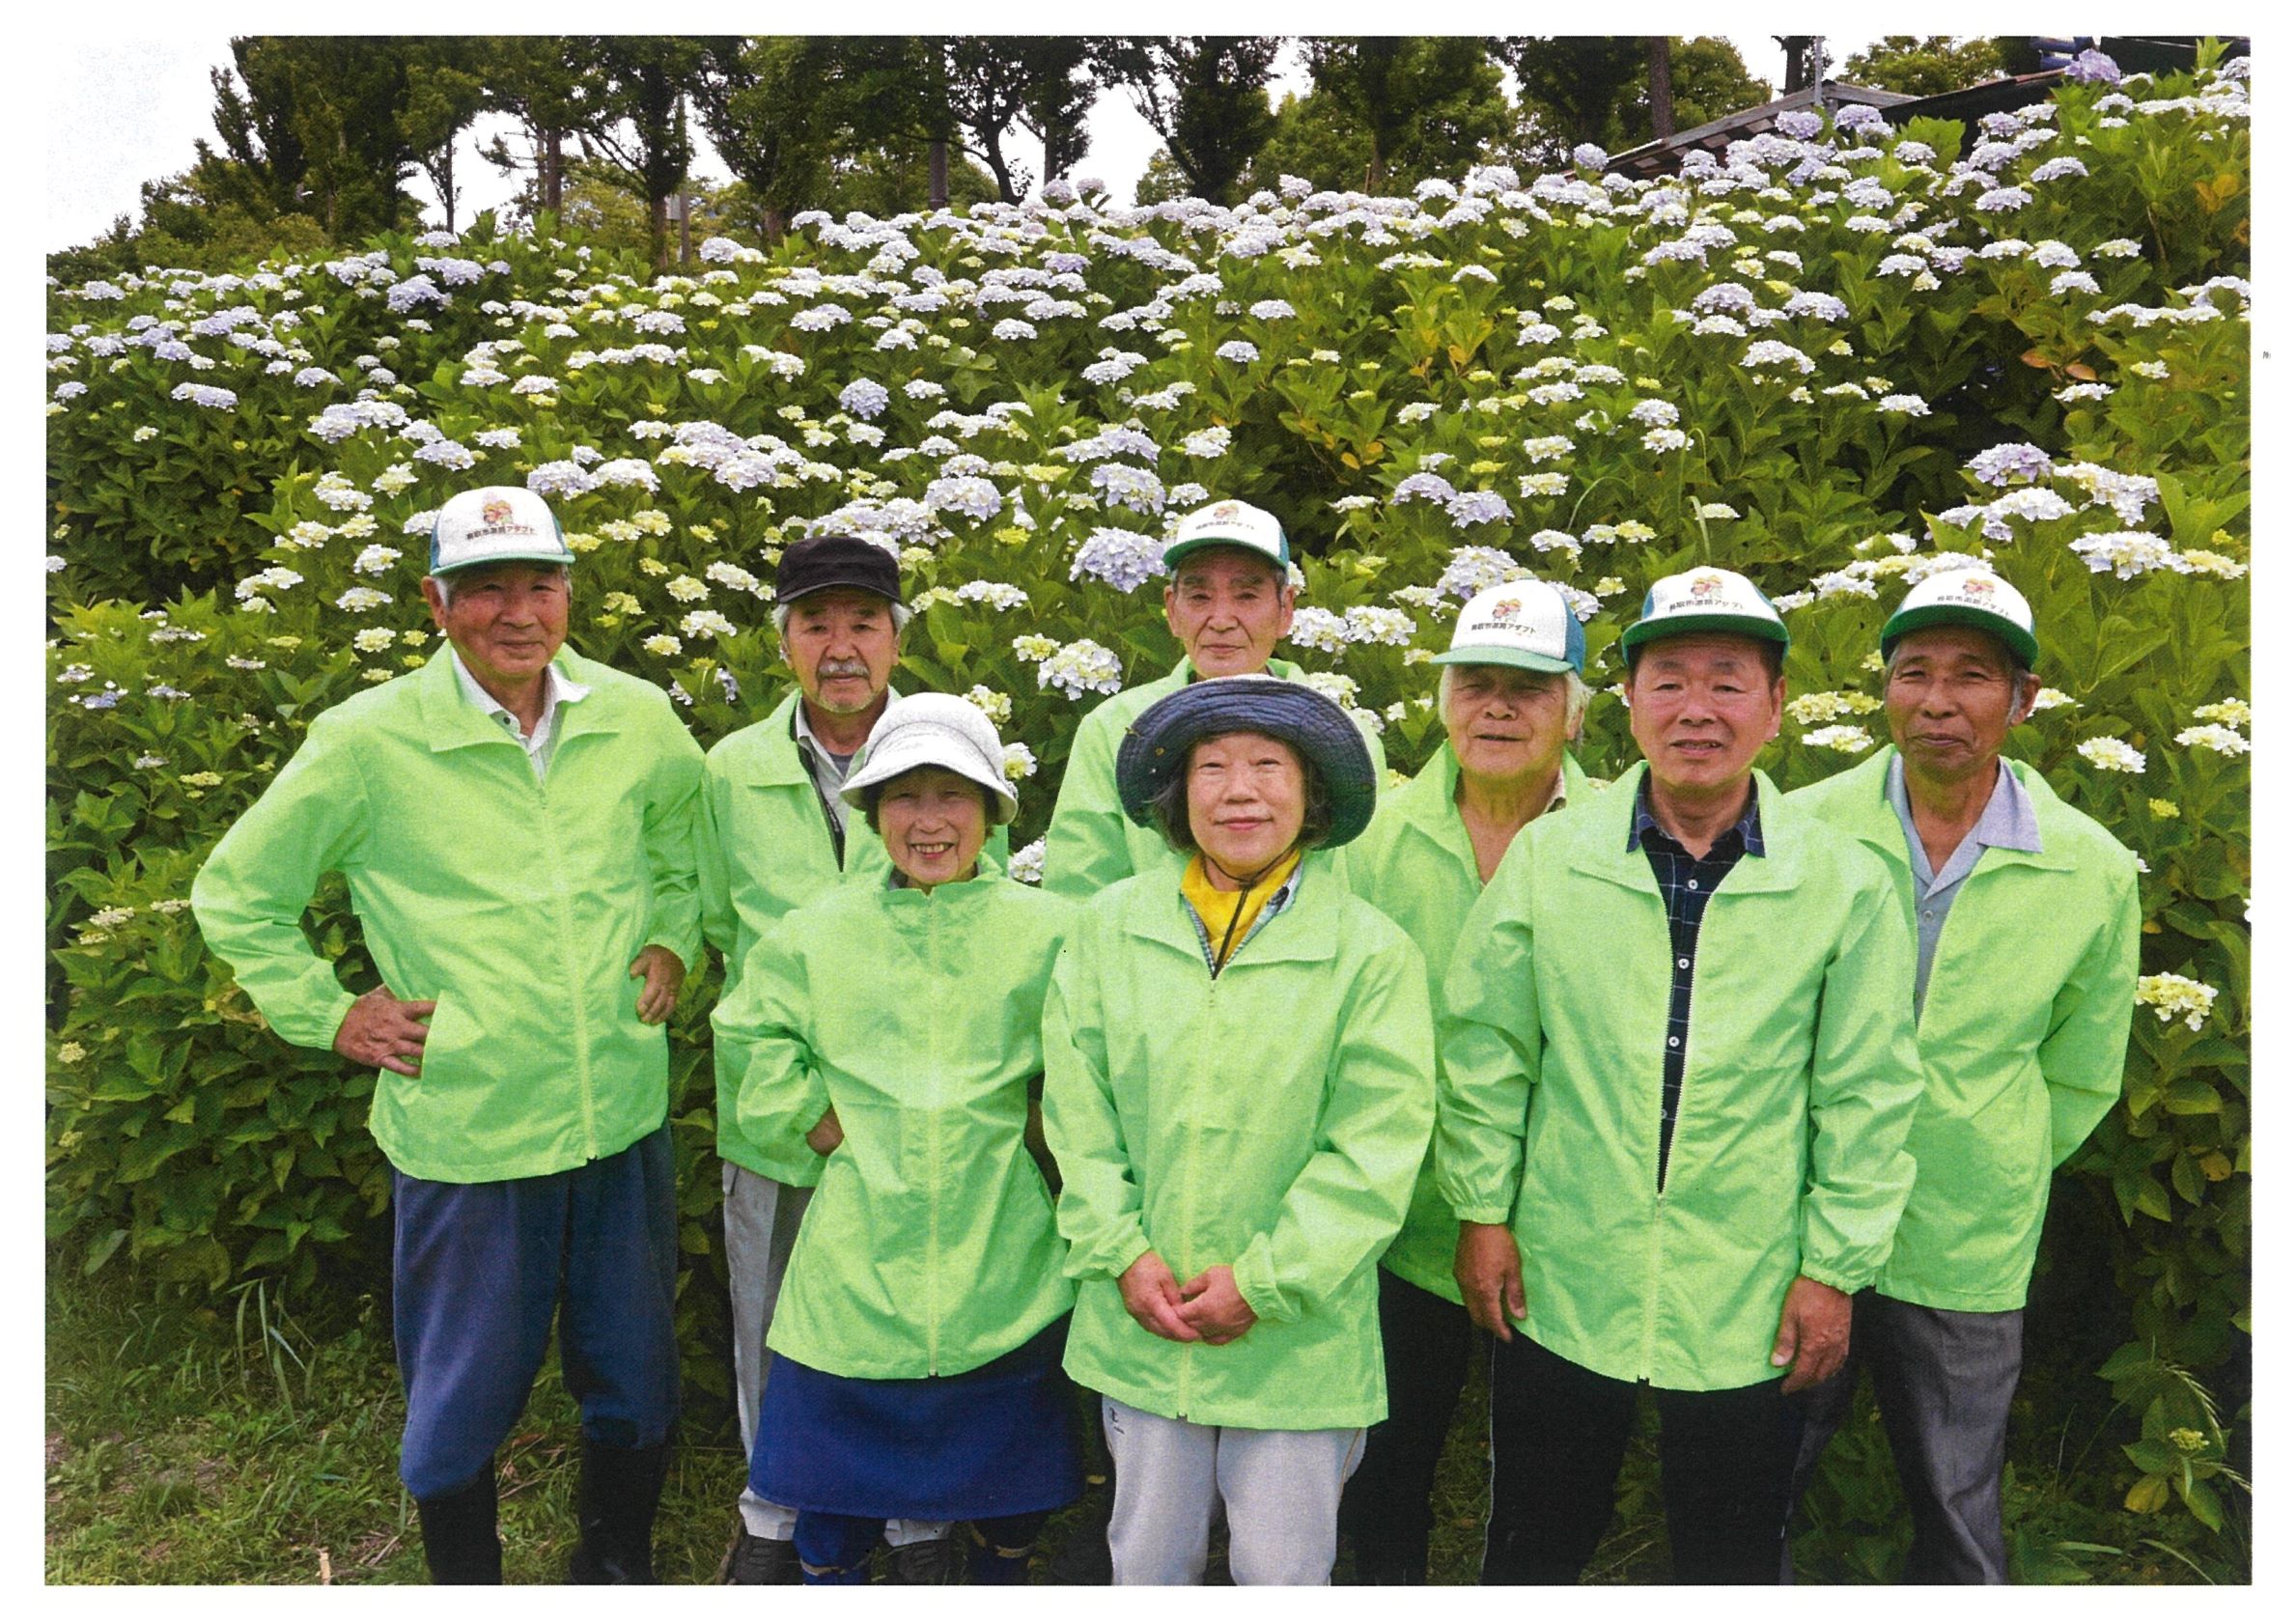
[770,597,914,639]
[432,563,570,606]
[1883,633,2032,688]
[1437,664,1592,738]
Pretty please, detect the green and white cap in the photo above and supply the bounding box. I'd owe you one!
[1619,566,1790,659]
[1163,497,1291,572]
[1433,579,1585,674]
[1881,567,2039,668]
[429,486,574,574]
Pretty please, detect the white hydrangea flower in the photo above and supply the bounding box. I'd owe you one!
[2075,737,2146,773]
[2135,973,2218,1031]
[1801,725,1876,752]
[2173,724,2249,756]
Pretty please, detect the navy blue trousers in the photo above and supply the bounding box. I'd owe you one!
[392,1124,681,1501]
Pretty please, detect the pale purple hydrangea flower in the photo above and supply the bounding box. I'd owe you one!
[169,382,238,409]
[839,379,890,420]
[1090,462,1165,514]
[1071,528,1166,592]
[527,461,599,498]
[1967,442,2054,486]
[1571,142,1608,168]
[1776,108,1823,139]
[1392,471,1458,505]
[2066,49,2121,85]
[924,475,1003,522]
[1215,339,1260,363]
[1974,186,2031,213]
[1446,490,1513,527]
[1435,546,1526,600]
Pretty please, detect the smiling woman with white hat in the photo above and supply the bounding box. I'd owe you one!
[1042,677,1435,1585]
[712,693,1082,1584]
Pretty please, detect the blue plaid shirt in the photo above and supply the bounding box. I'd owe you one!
[1628,778,1766,1190]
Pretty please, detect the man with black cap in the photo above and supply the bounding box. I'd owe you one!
[193,484,704,1583]
[701,533,949,1581]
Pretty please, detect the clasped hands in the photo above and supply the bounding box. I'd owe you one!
[1118,1250,1257,1346]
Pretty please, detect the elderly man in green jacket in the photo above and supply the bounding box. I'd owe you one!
[1336,578,1603,1584]
[1784,569,2142,1583]
[1442,566,1924,1584]
[192,485,704,1584]
[1040,497,1383,897]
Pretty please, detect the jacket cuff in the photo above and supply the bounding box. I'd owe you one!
[1796,1259,1867,1296]
[1231,1235,1297,1325]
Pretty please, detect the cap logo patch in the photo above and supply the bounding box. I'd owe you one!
[1960,576,1997,598]
[1209,500,1245,520]
[1687,572,1726,599]
[1488,596,1523,622]
[481,498,514,526]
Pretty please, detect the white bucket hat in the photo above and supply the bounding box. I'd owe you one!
[430,486,575,574]
[1434,579,1586,674]
[840,693,1020,825]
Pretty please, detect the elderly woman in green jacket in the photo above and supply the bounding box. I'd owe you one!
[1043,677,1435,1586]
[1336,578,1604,1585]
[714,693,1080,1584]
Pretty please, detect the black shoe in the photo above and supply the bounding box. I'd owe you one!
[884,1534,968,1584]
[417,1466,502,1584]
[566,1441,670,1584]
[724,1527,804,1585]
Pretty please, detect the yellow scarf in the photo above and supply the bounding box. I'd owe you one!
[1180,847,1303,972]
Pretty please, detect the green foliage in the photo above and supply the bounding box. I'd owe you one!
[1099,36,1284,205]
[1283,38,1513,196]
[1845,36,2009,98]
[45,50,2249,1552]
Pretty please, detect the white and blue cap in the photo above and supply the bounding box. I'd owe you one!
[1162,497,1291,572]
[429,486,575,575]
[1433,580,1585,675]
[1619,566,1790,661]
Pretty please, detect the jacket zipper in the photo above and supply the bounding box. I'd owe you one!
[535,748,598,1157]
[1649,899,1696,1379]
[1176,977,1216,1421]
[925,898,942,1375]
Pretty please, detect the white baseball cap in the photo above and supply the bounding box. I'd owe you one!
[429,486,575,575]
[1882,567,2040,667]
[1434,580,1586,675]
[1163,497,1291,572]
[840,693,1020,825]
[1619,566,1790,660]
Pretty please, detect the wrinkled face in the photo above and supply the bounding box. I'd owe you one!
[1626,633,1784,798]
[1163,548,1296,679]
[1443,663,1576,789]
[1885,626,2036,777]
[783,588,898,715]
[422,563,570,689]
[1186,731,1306,878]
[877,766,989,891]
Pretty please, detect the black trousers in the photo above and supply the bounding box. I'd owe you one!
[1337,1269,1477,1582]
[1485,1331,1795,1584]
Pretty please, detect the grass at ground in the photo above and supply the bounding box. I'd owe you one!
[46,1261,2243,1584]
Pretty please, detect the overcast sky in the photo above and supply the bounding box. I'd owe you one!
[42,25,1865,252]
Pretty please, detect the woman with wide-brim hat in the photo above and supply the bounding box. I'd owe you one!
[715,693,1082,1583]
[1041,675,1436,1585]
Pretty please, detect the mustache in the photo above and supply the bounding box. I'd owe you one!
[815,659,872,678]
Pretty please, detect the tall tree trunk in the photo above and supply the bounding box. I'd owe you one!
[677,188,692,264]
[1044,125,1060,186]
[929,137,949,210]
[650,193,668,270]
[542,126,563,212]
[440,147,458,234]
[1648,37,1676,139]
[762,203,786,244]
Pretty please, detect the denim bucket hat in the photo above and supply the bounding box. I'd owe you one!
[1116,675,1377,849]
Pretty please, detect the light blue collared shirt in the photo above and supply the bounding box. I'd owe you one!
[1887,754,2042,1012]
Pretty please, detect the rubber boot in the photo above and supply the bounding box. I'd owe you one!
[967,1527,1033,1585]
[883,1533,967,1584]
[416,1465,502,1584]
[566,1440,670,1584]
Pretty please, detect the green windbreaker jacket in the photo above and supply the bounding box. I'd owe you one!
[1043,853,1434,1429]
[1438,766,1923,1390]
[1786,748,2142,1310]
[718,862,1078,1378]
[1345,743,1597,1303]
[191,646,704,1184]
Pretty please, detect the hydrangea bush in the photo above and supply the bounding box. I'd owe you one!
[47,52,2248,1524]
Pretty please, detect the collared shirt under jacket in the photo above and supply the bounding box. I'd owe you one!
[1043,852,1435,1430]
[190,645,705,1185]
[699,689,896,1185]
[1039,657,1386,898]
[716,860,1078,1379]
[1786,748,2142,1311]
[1438,766,1924,1391]
[1344,742,1596,1304]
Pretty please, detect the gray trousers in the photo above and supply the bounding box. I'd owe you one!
[1789,1290,2024,1584]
